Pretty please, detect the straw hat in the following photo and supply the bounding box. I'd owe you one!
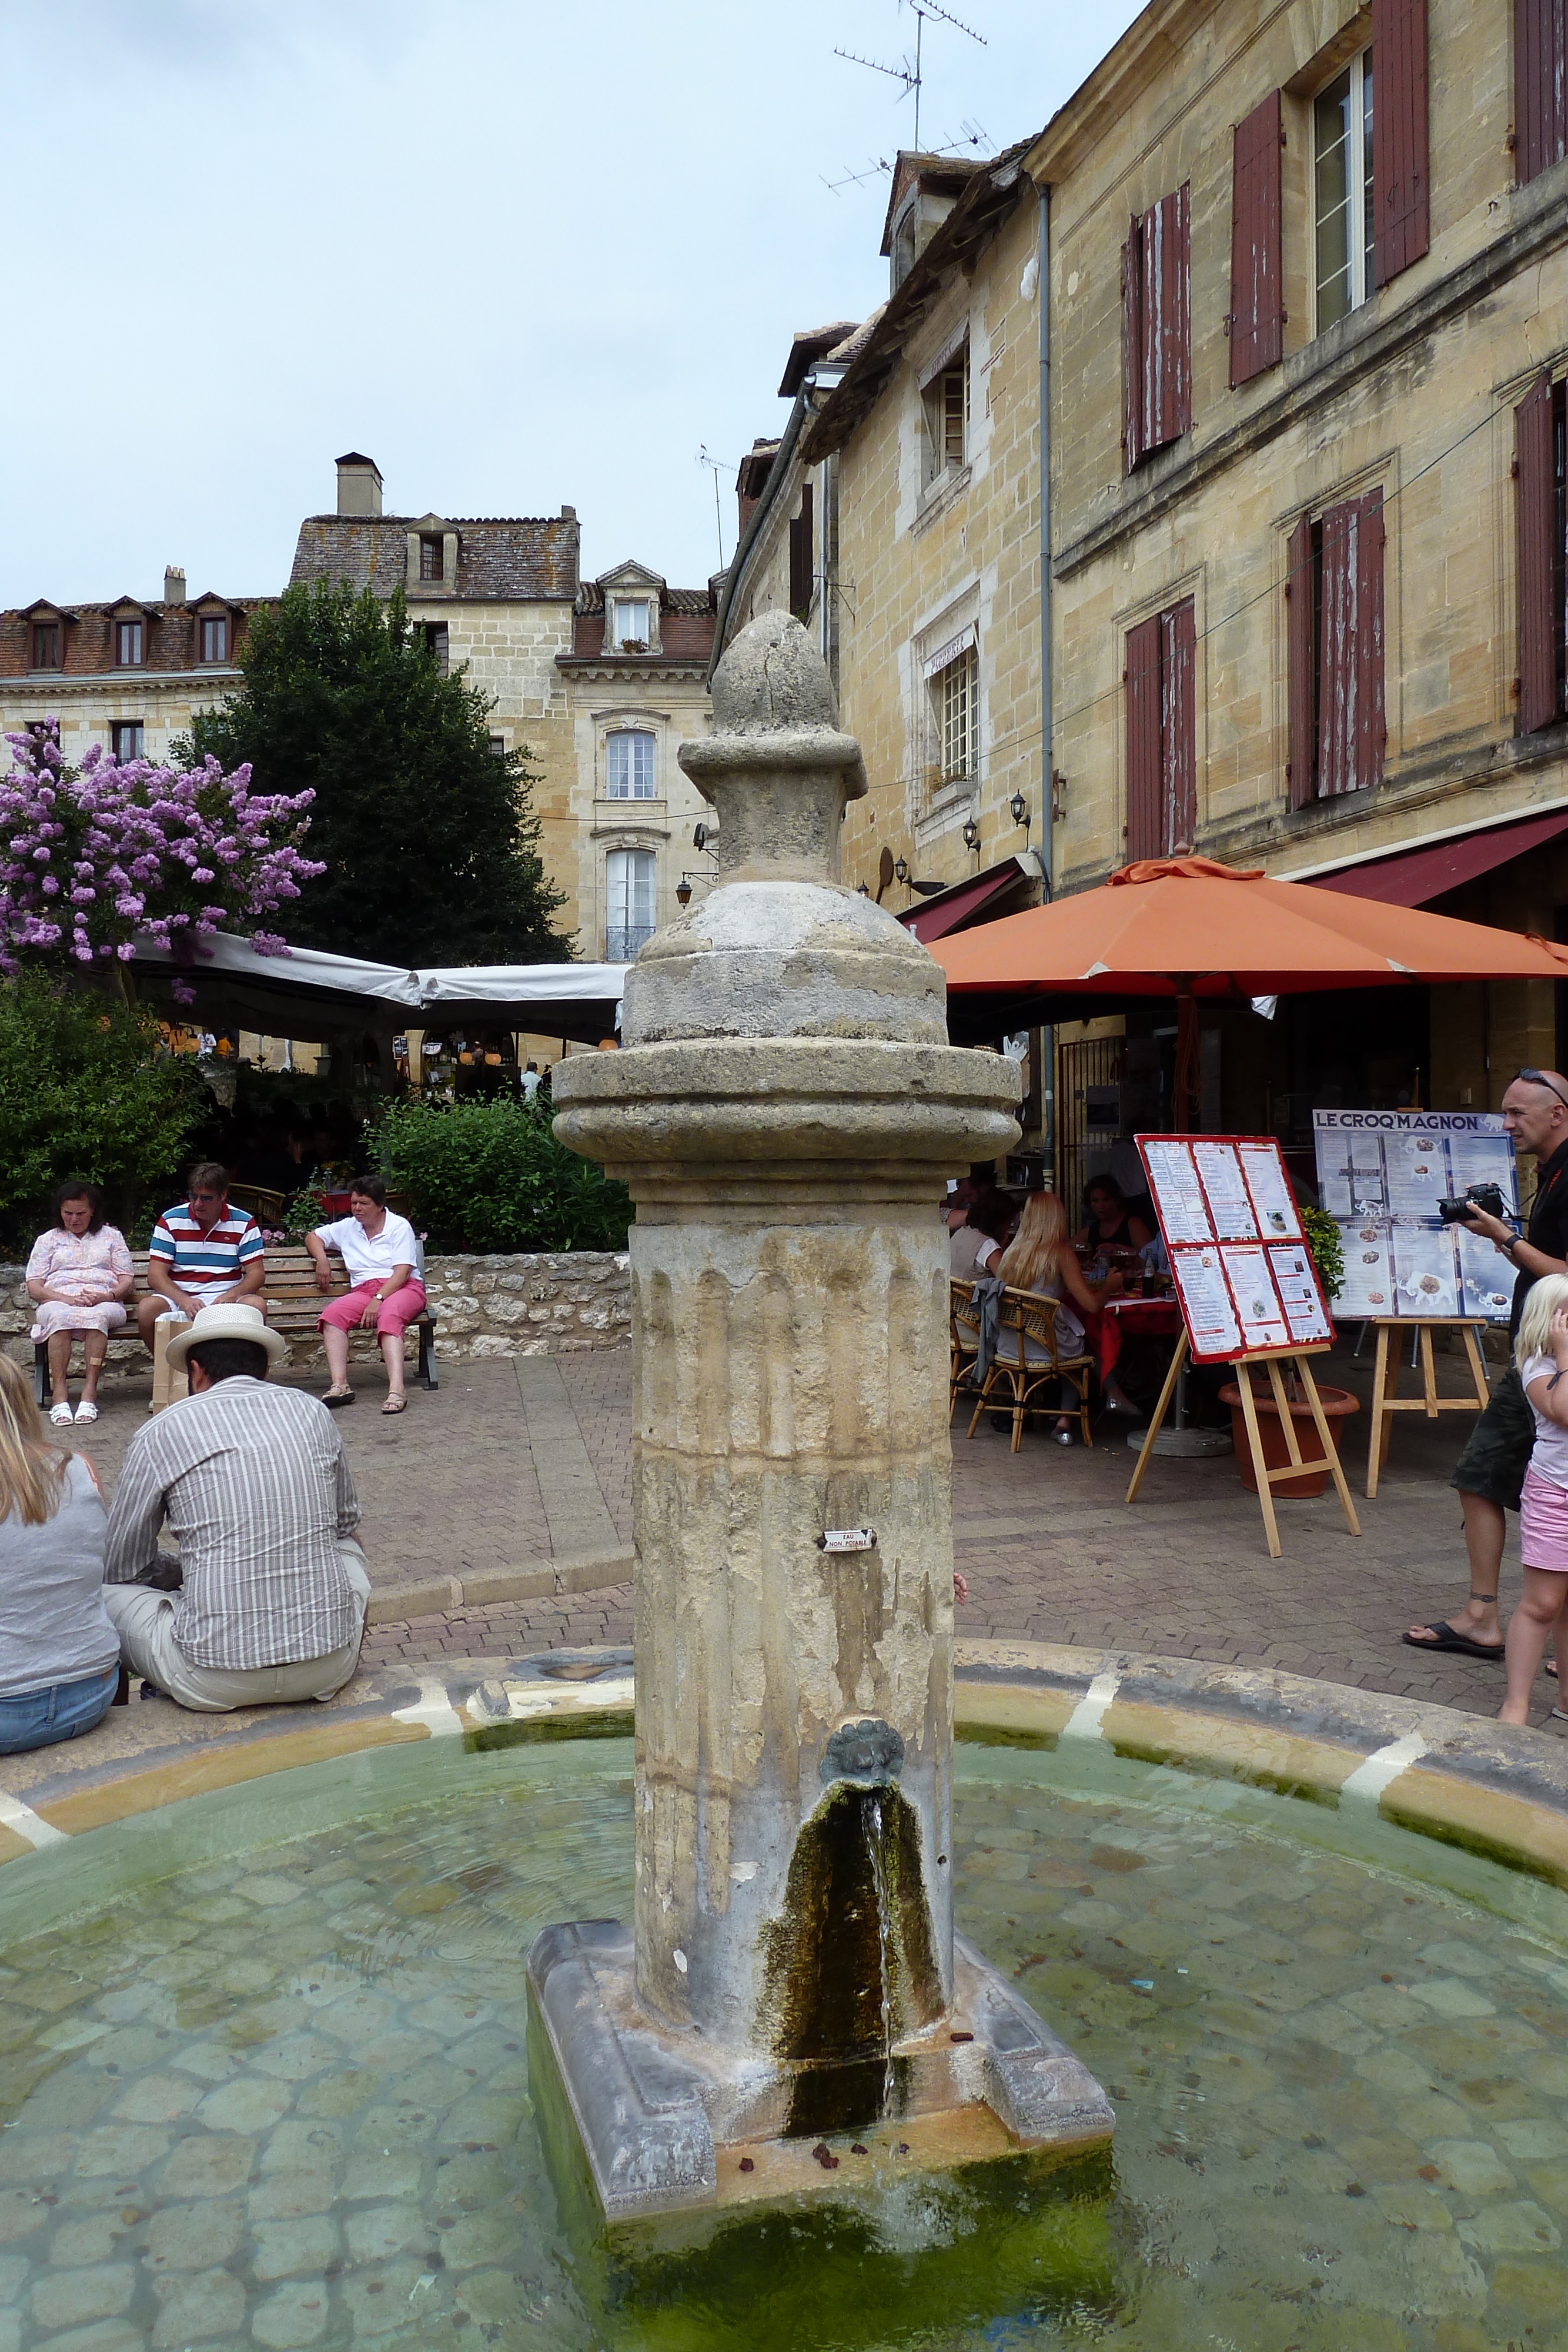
[164,1301,287,1371]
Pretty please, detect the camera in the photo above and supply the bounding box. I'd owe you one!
[1437,1181,1508,1225]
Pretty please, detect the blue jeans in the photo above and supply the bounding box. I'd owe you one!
[0,1666,118,1756]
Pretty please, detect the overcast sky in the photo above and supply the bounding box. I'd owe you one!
[3,0,1142,610]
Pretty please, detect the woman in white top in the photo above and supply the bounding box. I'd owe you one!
[1500,1270,1568,1725]
[307,1177,426,1416]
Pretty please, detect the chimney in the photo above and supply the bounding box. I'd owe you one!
[164,567,186,607]
[335,452,383,517]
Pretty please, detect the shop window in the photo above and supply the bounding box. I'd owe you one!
[1125,598,1196,857]
[606,846,655,963]
[1286,490,1386,804]
[606,730,656,800]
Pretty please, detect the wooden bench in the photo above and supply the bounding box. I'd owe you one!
[33,1244,439,1409]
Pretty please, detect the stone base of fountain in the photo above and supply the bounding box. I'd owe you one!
[527,1920,1115,2221]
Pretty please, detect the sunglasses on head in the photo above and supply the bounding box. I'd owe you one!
[1514,1068,1568,1113]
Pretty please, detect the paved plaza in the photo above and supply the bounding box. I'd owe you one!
[62,1335,1562,1730]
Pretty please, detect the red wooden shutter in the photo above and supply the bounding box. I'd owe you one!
[1353,487,1386,792]
[1372,0,1430,285]
[788,482,814,620]
[1125,616,1162,858]
[1286,514,1316,807]
[1517,370,1557,731]
[1122,216,1144,473]
[1229,93,1283,386]
[1516,0,1568,186]
[1160,599,1197,851]
[1140,186,1191,453]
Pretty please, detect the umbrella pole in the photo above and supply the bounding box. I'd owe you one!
[1174,980,1199,1133]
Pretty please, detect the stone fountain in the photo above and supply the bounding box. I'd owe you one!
[528,612,1113,2219]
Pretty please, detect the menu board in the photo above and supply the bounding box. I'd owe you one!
[1138,1134,1332,1364]
[1312,1110,1520,1322]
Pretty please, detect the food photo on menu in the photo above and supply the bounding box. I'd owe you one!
[1266,1243,1333,1345]
[1333,1218,1395,1317]
[1388,1219,1462,1317]
[1239,1142,1301,1238]
[1455,1218,1516,1321]
[1169,1244,1242,1358]
[1218,1244,1290,1350]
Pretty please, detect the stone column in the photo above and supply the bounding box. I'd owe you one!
[553,613,1019,2068]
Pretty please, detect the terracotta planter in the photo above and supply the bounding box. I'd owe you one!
[1216,1380,1360,1498]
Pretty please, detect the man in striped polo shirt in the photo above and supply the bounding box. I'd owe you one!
[137,1162,266,1351]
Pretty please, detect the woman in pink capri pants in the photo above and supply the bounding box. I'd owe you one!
[306,1177,426,1415]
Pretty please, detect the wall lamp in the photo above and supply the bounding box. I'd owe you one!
[857,881,871,896]
[1009,790,1032,842]
[961,817,981,854]
[894,854,909,884]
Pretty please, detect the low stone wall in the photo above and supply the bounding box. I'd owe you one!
[0,1250,631,1377]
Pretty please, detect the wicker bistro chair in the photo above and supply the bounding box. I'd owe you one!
[964,1284,1095,1454]
[948,1278,984,1422]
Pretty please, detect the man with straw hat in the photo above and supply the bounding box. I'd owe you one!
[102,1303,370,1712]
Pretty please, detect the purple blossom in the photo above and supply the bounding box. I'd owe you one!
[0,719,323,980]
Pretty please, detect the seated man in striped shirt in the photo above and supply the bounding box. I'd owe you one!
[103,1302,369,1710]
[137,1162,266,1352]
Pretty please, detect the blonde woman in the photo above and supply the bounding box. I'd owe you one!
[0,1355,118,1755]
[1500,1271,1568,1726]
[997,1190,1127,1443]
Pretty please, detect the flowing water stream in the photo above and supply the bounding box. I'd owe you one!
[1,1732,1566,2350]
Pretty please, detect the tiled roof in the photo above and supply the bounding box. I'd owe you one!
[0,598,269,681]
[778,322,862,399]
[289,514,579,602]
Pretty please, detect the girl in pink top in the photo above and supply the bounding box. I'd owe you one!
[1501,1271,1568,1725]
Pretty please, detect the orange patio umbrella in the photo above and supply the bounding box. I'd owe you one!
[930,857,1567,1129]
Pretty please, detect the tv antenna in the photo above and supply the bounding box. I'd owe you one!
[833,1,985,155]
[696,446,730,570]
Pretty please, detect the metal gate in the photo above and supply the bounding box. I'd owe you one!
[1055,1035,1126,1217]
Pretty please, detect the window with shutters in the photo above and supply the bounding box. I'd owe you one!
[1286,490,1386,806]
[1516,369,1568,733]
[1122,188,1190,473]
[1124,599,1196,859]
[1516,0,1568,185]
[922,346,969,483]
[1314,50,1375,329]
[606,730,656,800]
[606,847,656,963]
[111,722,144,763]
[1228,92,1285,387]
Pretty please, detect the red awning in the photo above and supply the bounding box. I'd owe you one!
[899,858,1034,944]
[1308,807,1568,906]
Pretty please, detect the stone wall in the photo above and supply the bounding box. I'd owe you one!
[0,1250,631,1378]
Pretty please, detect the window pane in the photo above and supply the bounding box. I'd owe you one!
[607,731,656,799]
[606,847,656,961]
[616,601,648,647]
[1315,69,1353,329]
[420,537,442,581]
[1361,51,1375,297]
[118,620,142,664]
[944,365,966,465]
[940,649,977,782]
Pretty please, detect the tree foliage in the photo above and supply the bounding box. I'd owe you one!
[372,1098,630,1254]
[0,720,320,999]
[186,580,571,967]
[0,975,203,1250]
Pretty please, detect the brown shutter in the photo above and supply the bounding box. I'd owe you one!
[1372,0,1430,285]
[1318,501,1357,797]
[1229,93,1283,386]
[1286,514,1316,807]
[1517,369,1557,731]
[1122,216,1144,473]
[1140,186,1191,453]
[1353,487,1386,792]
[1125,615,1163,858]
[1516,0,1568,186]
[1161,599,1198,851]
[788,482,814,620]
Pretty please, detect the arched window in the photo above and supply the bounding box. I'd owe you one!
[606,730,656,800]
[606,847,656,963]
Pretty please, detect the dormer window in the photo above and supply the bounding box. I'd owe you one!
[199,614,229,664]
[31,623,60,671]
[613,599,651,653]
[116,619,143,667]
[892,202,917,290]
[419,534,444,582]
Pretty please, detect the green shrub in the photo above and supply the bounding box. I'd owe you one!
[372,1097,631,1254]
[0,975,203,1252]
[1300,1204,1345,1302]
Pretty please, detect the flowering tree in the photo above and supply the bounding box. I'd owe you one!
[0,719,323,1000]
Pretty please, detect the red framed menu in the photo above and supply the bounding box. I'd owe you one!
[1136,1134,1334,1364]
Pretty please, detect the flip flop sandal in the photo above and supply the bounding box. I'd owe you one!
[382,1395,408,1414]
[1402,1621,1506,1661]
[322,1388,355,1409]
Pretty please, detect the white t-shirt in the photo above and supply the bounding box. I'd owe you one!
[520,1070,541,1100]
[316,1212,421,1289]
[1522,1352,1568,1491]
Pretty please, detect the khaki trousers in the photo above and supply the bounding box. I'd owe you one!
[103,1544,370,1713]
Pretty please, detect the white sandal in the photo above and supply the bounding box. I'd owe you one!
[49,1402,73,1426]
[73,1400,98,1424]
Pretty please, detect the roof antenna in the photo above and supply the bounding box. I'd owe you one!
[696,447,728,570]
[833,1,985,154]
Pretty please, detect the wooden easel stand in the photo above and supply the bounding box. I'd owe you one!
[1365,1318,1491,1499]
[1126,1331,1362,1560]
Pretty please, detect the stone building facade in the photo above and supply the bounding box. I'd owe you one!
[0,570,260,767]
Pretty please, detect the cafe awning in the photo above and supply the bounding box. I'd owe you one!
[897,854,1041,944]
[1302,803,1568,906]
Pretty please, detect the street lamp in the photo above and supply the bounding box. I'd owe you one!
[675,877,693,907]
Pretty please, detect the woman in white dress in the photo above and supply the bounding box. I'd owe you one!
[26,1182,135,1428]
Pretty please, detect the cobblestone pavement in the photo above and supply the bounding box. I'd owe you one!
[67,1337,1556,1725]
